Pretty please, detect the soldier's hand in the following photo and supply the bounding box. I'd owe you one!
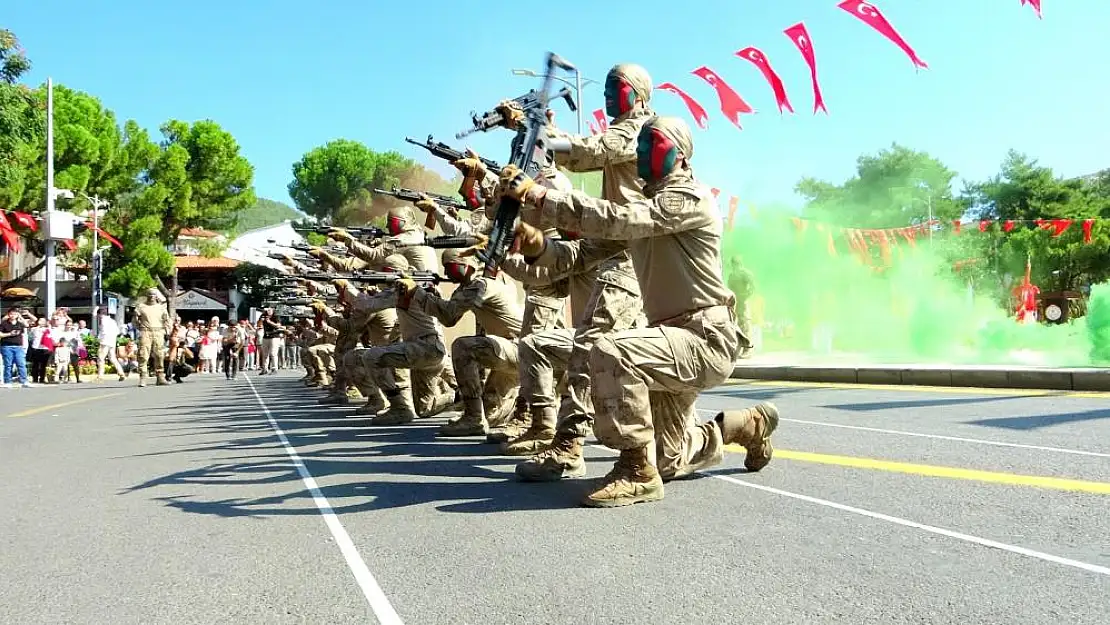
[495,99,525,129]
[332,278,351,291]
[414,195,438,213]
[545,109,555,126]
[458,234,489,258]
[306,247,323,258]
[511,221,547,259]
[451,148,488,178]
[327,229,354,242]
[394,278,418,294]
[499,165,546,206]
[309,300,327,312]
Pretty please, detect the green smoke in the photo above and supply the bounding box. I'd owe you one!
[722,208,1097,366]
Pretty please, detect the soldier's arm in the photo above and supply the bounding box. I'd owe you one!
[347,239,391,264]
[287,258,316,274]
[531,188,714,241]
[410,281,485,327]
[432,207,477,236]
[548,120,640,172]
[320,251,370,272]
[350,289,398,314]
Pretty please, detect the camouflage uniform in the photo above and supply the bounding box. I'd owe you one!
[510,63,654,476]
[409,249,523,437]
[133,289,171,387]
[513,116,778,507]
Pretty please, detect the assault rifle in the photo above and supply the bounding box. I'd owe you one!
[405,135,501,172]
[455,86,577,139]
[291,226,388,240]
[396,235,484,250]
[299,270,454,286]
[373,186,469,229]
[478,52,577,278]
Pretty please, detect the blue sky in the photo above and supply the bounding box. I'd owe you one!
[8,0,1108,213]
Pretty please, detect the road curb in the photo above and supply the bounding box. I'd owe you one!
[730,364,1110,391]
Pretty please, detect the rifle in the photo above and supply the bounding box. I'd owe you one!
[405,135,501,172]
[373,186,469,230]
[299,270,453,286]
[396,235,483,250]
[455,86,577,140]
[291,226,388,240]
[477,52,577,278]
[268,240,347,255]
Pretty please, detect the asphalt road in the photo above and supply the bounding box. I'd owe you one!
[2,371,1108,624]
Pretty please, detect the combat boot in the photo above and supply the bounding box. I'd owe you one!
[372,391,417,426]
[500,407,556,456]
[155,373,169,386]
[138,373,147,388]
[515,433,586,481]
[716,402,779,472]
[486,397,531,443]
[438,397,488,437]
[354,393,386,416]
[581,446,663,508]
[418,391,461,419]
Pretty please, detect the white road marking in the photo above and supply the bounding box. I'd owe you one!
[708,471,1110,577]
[244,375,404,625]
[694,408,1110,459]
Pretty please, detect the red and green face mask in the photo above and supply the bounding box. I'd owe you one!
[604,74,636,119]
[387,215,405,236]
[445,262,471,282]
[636,127,678,181]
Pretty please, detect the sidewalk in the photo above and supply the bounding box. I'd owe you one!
[731,352,1110,391]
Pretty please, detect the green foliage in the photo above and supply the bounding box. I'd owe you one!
[230,262,284,309]
[196,238,228,258]
[0,29,31,84]
[797,143,965,228]
[229,197,303,233]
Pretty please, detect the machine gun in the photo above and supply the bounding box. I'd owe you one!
[455,86,577,139]
[477,52,577,278]
[373,186,469,229]
[405,135,501,172]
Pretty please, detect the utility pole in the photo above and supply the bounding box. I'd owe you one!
[45,77,56,319]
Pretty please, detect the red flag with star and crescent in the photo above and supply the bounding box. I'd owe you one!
[784,22,828,114]
[591,109,609,132]
[656,82,710,129]
[691,66,754,130]
[1021,0,1043,19]
[736,47,794,114]
[838,1,928,69]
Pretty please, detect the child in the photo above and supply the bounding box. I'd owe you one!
[53,330,72,383]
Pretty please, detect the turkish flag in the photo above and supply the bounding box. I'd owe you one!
[784,22,828,114]
[691,66,754,129]
[84,220,124,249]
[0,212,20,252]
[586,120,599,135]
[1021,0,1043,19]
[838,1,928,69]
[656,82,710,129]
[10,211,37,231]
[735,47,794,114]
[591,109,609,132]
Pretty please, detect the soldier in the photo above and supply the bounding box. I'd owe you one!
[499,115,780,507]
[329,255,458,424]
[401,248,523,437]
[728,256,756,359]
[132,287,171,387]
[507,63,655,475]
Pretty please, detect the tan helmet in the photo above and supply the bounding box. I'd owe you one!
[440,248,474,267]
[386,204,417,235]
[608,63,653,103]
[382,253,410,272]
[644,115,694,161]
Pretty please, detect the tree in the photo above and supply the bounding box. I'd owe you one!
[0,29,31,85]
[229,197,304,233]
[0,29,40,209]
[963,151,1110,293]
[105,119,255,296]
[230,262,284,310]
[287,140,452,225]
[797,143,965,228]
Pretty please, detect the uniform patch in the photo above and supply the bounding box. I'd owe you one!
[659,191,688,214]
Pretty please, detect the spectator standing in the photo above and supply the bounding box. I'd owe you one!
[28,317,50,383]
[95,306,125,382]
[0,307,31,388]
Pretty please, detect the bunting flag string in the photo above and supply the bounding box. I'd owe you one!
[690,66,754,129]
[1,208,123,253]
[838,1,928,69]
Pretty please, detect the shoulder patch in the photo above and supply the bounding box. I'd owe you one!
[657,190,690,214]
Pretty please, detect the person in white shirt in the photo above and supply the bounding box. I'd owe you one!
[95,307,125,382]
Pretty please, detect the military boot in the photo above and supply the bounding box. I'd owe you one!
[155,372,169,386]
[138,372,147,388]
[486,397,531,444]
[354,393,386,416]
[418,390,461,419]
[581,445,664,508]
[372,391,417,426]
[500,407,556,456]
[438,397,488,437]
[716,402,779,472]
[515,433,586,481]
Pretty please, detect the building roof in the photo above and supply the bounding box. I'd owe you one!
[178,227,222,239]
[174,255,241,270]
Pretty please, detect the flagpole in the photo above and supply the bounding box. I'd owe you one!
[45,77,56,319]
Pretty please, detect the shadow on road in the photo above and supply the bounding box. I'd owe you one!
[964,408,1110,431]
[118,375,602,517]
[822,395,1034,412]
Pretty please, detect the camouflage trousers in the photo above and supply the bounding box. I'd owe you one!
[518,328,573,416]
[521,288,567,337]
[338,309,401,395]
[306,344,335,376]
[138,329,166,377]
[452,334,519,426]
[590,305,740,480]
[554,279,645,439]
[347,335,456,416]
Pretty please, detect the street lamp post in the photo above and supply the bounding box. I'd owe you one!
[510,68,599,191]
[45,77,56,319]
